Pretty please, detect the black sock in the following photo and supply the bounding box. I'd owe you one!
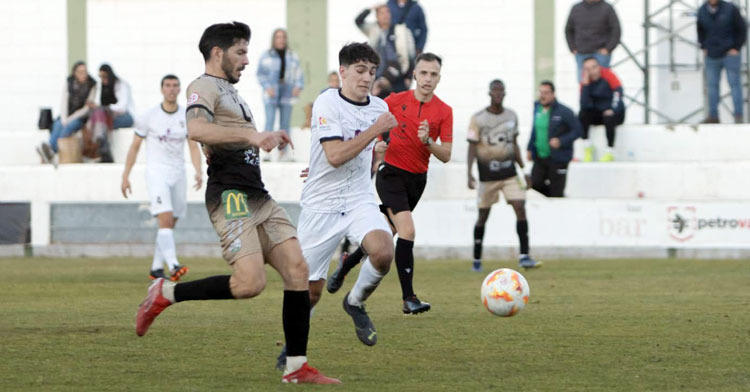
[174,275,234,302]
[473,225,485,260]
[283,290,310,357]
[517,220,529,255]
[341,238,351,254]
[340,246,365,276]
[395,238,415,300]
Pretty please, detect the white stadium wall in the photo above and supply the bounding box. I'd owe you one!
[0,1,68,133]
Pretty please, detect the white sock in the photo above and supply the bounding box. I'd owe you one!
[160,280,176,303]
[285,356,307,374]
[348,257,384,307]
[156,228,179,270]
[151,245,164,271]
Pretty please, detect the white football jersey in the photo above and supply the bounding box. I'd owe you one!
[135,104,188,174]
[301,89,388,213]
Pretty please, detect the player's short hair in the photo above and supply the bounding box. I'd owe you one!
[489,79,505,89]
[540,80,555,93]
[339,42,380,67]
[583,56,599,65]
[198,22,251,62]
[415,52,442,67]
[161,74,179,87]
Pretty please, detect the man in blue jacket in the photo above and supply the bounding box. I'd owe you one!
[388,0,428,53]
[697,0,747,123]
[526,81,582,197]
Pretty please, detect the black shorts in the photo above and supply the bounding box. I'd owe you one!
[375,163,427,215]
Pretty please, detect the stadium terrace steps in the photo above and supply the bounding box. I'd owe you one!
[2,123,750,166]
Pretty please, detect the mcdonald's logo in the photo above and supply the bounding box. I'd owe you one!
[222,189,250,220]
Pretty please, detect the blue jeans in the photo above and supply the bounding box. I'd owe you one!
[263,100,292,136]
[112,112,134,129]
[705,54,743,118]
[49,117,85,152]
[575,53,612,82]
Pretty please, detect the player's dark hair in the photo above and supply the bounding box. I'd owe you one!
[161,74,179,87]
[99,64,119,106]
[198,22,251,62]
[540,80,555,93]
[489,79,505,89]
[582,56,599,65]
[415,52,442,67]
[338,42,380,67]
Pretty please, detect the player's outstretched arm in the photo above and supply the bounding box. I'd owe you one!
[321,112,397,168]
[186,106,251,147]
[121,134,143,198]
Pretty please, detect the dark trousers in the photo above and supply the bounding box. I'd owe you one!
[530,158,569,197]
[579,109,624,147]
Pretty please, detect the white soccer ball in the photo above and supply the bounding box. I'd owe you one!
[480,268,530,317]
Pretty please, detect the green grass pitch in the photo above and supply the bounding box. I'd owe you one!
[0,257,748,391]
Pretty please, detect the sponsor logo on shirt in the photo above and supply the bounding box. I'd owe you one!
[318,117,328,125]
[187,93,199,105]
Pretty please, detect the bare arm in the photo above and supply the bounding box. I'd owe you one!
[427,141,451,163]
[121,134,143,198]
[188,139,203,190]
[321,112,396,168]
[186,106,251,146]
[467,141,477,189]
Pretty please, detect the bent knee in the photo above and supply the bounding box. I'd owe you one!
[231,276,267,299]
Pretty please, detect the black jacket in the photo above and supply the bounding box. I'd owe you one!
[528,100,582,163]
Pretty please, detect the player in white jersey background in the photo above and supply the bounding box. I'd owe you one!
[301,43,396,348]
[121,75,203,281]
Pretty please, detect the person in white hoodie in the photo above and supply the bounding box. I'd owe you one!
[355,3,416,92]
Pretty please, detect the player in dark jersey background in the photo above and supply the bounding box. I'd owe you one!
[134,21,339,385]
[327,52,453,315]
[467,80,541,272]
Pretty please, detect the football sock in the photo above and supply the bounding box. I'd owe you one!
[173,275,233,302]
[341,238,351,254]
[340,246,365,276]
[156,228,180,270]
[517,220,529,255]
[151,245,164,271]
[395,238,415,300]
[285,356,307,374]
[283,290,310,359]
[473,225,485,260]
[161,280,176,303]
[348,258,384,306]
[583,138,592,147]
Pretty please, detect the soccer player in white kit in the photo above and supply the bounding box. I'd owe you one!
[299,43,396,347]
[121,75,203,281]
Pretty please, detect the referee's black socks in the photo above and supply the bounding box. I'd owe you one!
[395,238,415,300]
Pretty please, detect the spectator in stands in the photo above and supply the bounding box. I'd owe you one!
[371,77,392,99]
[387,0,428,53]
[565,0,621,82]
[321,70,340,94]
[579,57,625,162]
[526,81,581,197]
[257,28,304,161]
[37,61,97,164]
[697,0,747,124]
[96,64,135,128]
[356,3,416,92]
[86,64,135,162]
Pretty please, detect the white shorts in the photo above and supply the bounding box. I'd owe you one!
[299,203,392,281]
[146,171,187,218]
